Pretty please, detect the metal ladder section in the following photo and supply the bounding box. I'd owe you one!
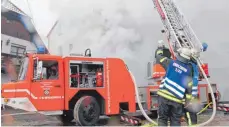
[152,0,203,53]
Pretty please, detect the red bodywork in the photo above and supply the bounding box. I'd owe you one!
[2,54,136,115]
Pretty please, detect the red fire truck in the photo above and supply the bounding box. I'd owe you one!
[1,48,217,126]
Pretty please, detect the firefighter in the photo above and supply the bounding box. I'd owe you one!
[49,65,58,79]
[155,42,199,125]
[96,68,103,87]
[184,58,199,126]
[155,40,200,126]
[156,42,206,126]
[184,43,209,126]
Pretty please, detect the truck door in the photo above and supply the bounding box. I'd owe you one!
[31,58,64,111]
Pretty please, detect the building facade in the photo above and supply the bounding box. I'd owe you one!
[1,0,48,83]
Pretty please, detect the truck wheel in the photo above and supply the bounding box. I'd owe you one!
[74,96,100,126]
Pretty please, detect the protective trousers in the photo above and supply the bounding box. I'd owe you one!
[157,96,183,126]
[184,110,197,126]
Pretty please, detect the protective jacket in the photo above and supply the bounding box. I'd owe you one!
[156,48,193,104]
[189,62,199,97]
[160,60,192,99]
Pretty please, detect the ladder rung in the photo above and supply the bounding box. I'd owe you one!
[157,0,202,51]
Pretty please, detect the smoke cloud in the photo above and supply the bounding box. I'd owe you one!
[48,0,229,101]
[48,0,163,85]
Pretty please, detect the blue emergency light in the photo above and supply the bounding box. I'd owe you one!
[37,46,45,54]
[202,42,208,52]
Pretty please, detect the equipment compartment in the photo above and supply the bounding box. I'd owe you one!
[69,61,104,88]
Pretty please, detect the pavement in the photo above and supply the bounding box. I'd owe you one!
[1,106,115,126]
[1,106,62,126]
[1,106,229,126]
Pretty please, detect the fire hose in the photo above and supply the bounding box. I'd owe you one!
[129,71,158,126]
[129,57,216,126]
[193,58,216,126]
[197,102,213,115]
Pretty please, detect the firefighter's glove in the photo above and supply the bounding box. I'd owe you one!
[184,98,203,113]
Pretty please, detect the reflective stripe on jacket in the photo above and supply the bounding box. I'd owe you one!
[161,60,192,99]
[189,62,199,97]
[157,90,185,104]
[155,47,193,103]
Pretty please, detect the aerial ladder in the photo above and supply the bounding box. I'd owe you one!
[152,0,203,56]
[133,0,218,126]
[155,0,229,123]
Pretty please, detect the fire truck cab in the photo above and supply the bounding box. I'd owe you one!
[1,49,137,126]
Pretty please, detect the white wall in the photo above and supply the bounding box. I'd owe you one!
[1,34,37,54]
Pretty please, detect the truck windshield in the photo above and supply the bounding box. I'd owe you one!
[18,57,29,81]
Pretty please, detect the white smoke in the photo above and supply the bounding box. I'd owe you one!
[48,0,229,100]
[48,0,156,59]
[48,0,162,85]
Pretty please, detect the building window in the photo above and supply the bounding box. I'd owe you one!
[10,44,26,57]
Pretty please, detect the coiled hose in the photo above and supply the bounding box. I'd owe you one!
[128,57,216,126]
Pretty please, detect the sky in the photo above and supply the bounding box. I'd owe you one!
[11,0,229,101]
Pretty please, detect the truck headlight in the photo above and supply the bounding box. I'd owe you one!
[4,98,9,103]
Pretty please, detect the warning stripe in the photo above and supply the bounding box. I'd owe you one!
[134,120,138,124]
[121,116,124,120]
[209,105,229,112]
[3,89,64,100]
[125,117,129,122]
[4,89,37,99]
[218,104,229,108]
[120,115,139,125]
[130,119,133,124]
[217,107,229,112]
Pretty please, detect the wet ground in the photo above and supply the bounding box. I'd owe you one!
[1,106,120,126]
[1,107,62,126]
[1,106,229,126]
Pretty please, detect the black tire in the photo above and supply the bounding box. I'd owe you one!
[74,96,100,126]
